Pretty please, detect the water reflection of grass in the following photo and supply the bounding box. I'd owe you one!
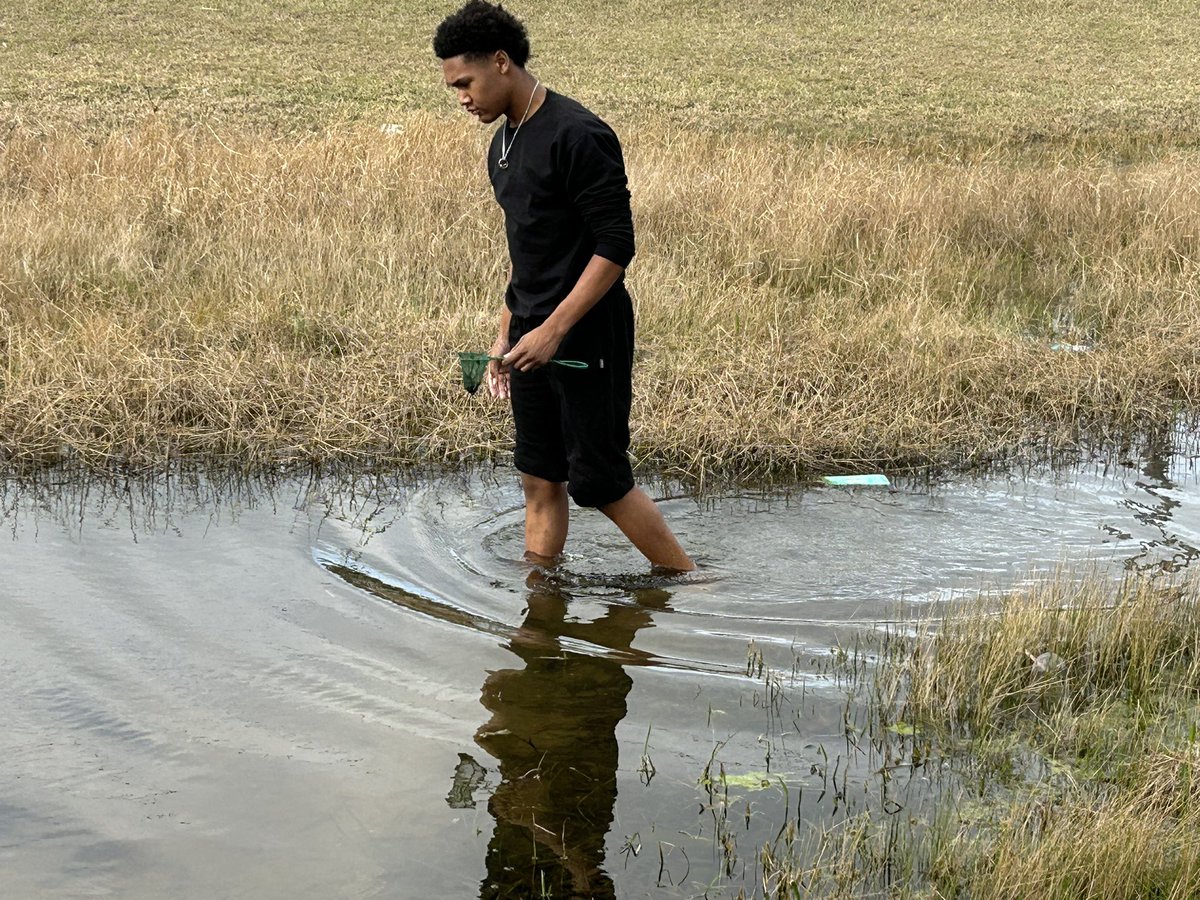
[756,574,1200,898]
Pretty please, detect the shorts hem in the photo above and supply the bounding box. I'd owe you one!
[514,459,569,485]
[569,478,635,510]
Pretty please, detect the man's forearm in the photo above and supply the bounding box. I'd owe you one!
[542,255,625,339]
[501,255,625,371]
[497,264,513,344]
[496,304,512,346]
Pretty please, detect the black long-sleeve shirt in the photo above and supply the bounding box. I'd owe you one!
[488,90,635,319]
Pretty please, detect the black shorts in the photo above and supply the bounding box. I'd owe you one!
[508,289,635,509]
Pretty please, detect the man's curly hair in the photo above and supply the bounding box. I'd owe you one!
[433,1,531,66]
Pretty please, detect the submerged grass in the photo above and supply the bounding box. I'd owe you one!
[2,118,1199,476]
[758,573,1200,898]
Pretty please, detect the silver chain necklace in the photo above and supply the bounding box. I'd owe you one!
[498,79,540,170]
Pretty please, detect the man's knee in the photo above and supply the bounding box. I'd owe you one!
[522,474,568,508]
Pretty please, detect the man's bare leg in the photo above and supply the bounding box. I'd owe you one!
[601,487,695,572]
[522,473,569,563]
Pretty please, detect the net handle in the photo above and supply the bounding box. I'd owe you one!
[480,355,588,369]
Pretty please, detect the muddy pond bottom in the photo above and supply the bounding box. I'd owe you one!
[2,447,1198,898]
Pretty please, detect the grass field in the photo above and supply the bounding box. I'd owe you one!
[2,1,1200,475]
[5,0,1200,148]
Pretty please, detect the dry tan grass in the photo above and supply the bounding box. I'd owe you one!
[757,573,1200,898]
[976,784,1200,900]
[889,575,1200,742]
[2,114,1198,474]
[776,781,1200,899]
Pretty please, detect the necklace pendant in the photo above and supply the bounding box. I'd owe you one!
[495,81,537,175]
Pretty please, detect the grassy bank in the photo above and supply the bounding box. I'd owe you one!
[757,574,1200,898]
[2,117,1198,475]
[2,1,1200,476]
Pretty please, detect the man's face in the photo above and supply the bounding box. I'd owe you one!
[442,53,508,123]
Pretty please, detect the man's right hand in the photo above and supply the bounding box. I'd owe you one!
[487,337,511,400]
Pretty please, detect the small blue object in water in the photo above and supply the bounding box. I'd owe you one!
[822,474,891,487]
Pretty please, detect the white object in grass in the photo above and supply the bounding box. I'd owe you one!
[823,474,891,487]
[1049,343,1092,352]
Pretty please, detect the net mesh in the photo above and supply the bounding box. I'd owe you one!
[457,352,490,394]
[456,352,589,394]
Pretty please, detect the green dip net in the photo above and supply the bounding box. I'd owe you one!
[457,352,588,394]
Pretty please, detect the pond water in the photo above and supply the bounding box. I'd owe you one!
[3,439,1199,898]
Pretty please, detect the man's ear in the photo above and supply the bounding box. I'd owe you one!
[493,50,511,75]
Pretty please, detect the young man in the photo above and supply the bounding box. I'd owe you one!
[434,1,694,572]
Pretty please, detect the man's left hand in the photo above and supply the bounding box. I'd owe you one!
[504,323,564,372]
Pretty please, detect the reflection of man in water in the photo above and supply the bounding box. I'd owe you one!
[475,575,669,899]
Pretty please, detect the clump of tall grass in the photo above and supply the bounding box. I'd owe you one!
[761,573,1200,898]
[2,116,1198,475]
[768,776,1200,899]
[888,575,1200,740]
